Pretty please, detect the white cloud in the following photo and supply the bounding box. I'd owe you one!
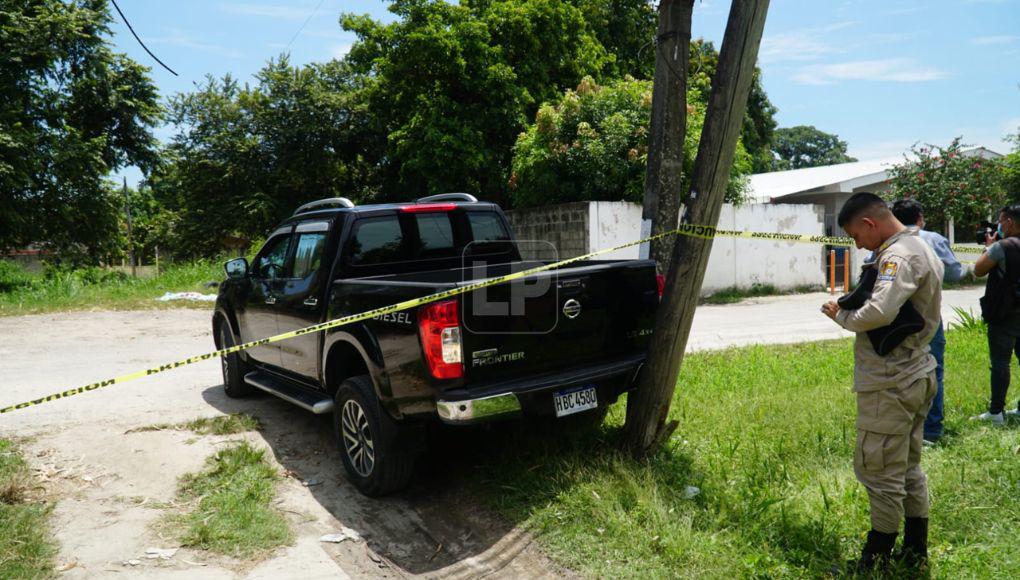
[847,140,916,162]
[218,3,311,20]
[884,6,924,16]
[760,21,858,64]
[330,43,353,59]
[149,28,244,59]
[792,58,949,85]
[971,35,1018,45]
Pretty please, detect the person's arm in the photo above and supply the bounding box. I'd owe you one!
[933,236,963,282]
[975,237,1002,278]
[833,254,918,332]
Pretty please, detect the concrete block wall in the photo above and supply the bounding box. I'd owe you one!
[504,202,589,261]
[506,200,830,294]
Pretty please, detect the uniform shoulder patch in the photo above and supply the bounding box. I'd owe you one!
[877,260,898,281]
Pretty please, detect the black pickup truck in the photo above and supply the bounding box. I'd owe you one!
[213,194,661,495]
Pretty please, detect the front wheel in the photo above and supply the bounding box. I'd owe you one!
[333,375,415,496]
[219,324,254,398]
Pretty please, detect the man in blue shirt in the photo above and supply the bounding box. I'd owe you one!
[891,199,963,444]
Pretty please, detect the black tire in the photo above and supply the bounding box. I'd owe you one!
[219,323,255,398]
[333,375,415,496]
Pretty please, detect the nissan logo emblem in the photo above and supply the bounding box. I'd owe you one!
[562,299,582,319]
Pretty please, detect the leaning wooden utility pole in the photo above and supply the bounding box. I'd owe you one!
[625,0,770,456]
[642,0,694,273]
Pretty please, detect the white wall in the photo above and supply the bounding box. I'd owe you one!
[586,201,828,294]
[702,203,827,293]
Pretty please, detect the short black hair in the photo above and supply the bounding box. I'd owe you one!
[891,198,923,225]
[837,192,890,227]
[1000,204,1020,222]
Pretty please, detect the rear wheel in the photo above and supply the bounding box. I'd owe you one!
[219,323,254,398]
[333,375,415,496]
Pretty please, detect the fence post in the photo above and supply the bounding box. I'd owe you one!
[829,250,836,294]
[843,249,850,291]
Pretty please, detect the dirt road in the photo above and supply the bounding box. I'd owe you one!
[0,309,567,579]
[0,287,982,578]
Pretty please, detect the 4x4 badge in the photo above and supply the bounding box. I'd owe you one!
[562,299,582,319]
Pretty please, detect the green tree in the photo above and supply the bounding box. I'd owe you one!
[1003,130,1020,199]
[0,0,161,263]
[341,0,615,204]
[509,76,751,208]
[687,39,777,174]
[151,59,376,258]
[886,137,1007,232]
[772,125,856,170]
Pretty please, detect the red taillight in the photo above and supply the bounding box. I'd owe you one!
[400,203,457,213]
[417,299,463,379]
[655,274,665,299]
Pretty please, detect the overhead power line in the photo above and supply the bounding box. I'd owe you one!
[109,0,179,76]
[286,0,328,51]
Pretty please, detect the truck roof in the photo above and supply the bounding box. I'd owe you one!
[285,194,500,221]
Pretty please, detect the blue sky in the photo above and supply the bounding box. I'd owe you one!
[109,0,1019,186]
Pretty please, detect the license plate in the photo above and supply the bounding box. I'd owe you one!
[553,385,598,418]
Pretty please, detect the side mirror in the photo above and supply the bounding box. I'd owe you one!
[225,258,249,279]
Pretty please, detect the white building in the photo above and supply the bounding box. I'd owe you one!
[747,146,1003,242]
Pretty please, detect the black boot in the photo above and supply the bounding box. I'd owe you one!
[852,529,898,573]
[896,517,928,569]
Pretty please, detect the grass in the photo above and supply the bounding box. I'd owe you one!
[163,442,291,558]
[129,413,260,436]
[702,282,822,305]
[0,259,223,316]
[0,439,56,578]
[461,325,1019,578]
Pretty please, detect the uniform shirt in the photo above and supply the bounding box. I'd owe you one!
[835,228,944,392]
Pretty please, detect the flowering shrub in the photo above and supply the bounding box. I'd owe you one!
[886,137,1006,231]
[509,76,752,208]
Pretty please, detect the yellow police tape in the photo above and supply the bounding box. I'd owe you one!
[0,223,976,415]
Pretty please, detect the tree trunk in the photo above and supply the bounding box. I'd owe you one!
[642,0,694,274]
[625,0,771,457]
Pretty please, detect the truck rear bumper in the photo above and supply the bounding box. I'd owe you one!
[435,354,644,424]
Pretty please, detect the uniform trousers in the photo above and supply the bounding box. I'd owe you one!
[854,372,938,533]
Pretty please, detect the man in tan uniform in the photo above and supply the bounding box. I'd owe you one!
[821,192,942,573]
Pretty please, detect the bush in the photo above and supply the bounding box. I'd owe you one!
[0,261,39,294]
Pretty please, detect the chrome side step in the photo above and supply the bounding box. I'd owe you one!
[244,372,334,414]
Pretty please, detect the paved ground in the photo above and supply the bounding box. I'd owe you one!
[0,286,983,578]
[1,309,567,579]
[687,286,983,351]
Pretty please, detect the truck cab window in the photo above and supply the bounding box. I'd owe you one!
[255,234,292,279]
[415,213,455,259]
[350,216,405,265]
[290,233,327,279]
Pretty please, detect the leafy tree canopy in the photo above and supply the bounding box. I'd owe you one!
[886,137,1007,232]
[0,0,161,264]
[340,0,653,204]
[149,58,376,259]
[510,76,752,208]
[687,39,777,174]
[772,125,856,170]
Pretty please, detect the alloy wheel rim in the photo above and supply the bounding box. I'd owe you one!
[220,330,230,381]
[341,399,375,477]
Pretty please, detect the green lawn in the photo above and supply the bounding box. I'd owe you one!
[0,260,223,316]
[0,439,56,579]
[163,442,292,559]
[466,325,1019,578]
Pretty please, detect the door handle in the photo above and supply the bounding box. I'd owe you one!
[303,297,318,307]
[265,296,276,305]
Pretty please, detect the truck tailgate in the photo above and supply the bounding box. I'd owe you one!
[460,259,658,386]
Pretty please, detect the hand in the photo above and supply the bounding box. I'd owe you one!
[821,301,840,321]
[985,232,997,247]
